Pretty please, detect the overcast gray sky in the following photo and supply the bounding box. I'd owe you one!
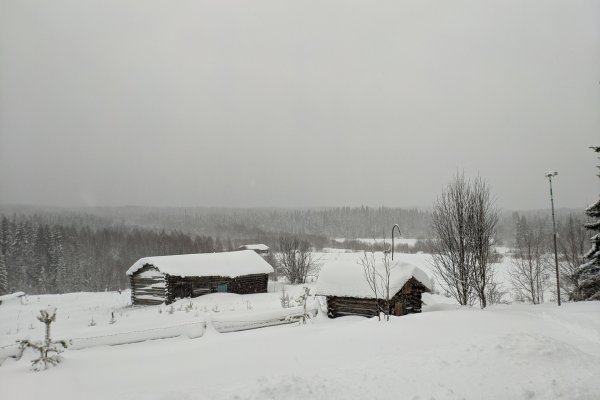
[0,0,598,210]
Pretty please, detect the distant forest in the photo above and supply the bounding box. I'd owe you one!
[0,205,589,295]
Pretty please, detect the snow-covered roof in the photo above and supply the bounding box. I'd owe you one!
[238,244,269,251]
[315,255,432,298]
[126,250,274,278]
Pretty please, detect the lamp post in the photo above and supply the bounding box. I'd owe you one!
[545,171,561,306]
[391,224,401,260]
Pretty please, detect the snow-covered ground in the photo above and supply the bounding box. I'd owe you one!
[1,250,598,400]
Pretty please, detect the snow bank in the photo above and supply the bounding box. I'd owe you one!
[126,250,274,277]
[0,292,25,304]
[315,254,432,298]
[212,306,318,333]
[69,321,206,349]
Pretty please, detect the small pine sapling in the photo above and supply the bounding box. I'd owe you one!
[109,312,116,324]
[17,306,68,371]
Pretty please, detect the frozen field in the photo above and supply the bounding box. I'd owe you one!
[333,237,420,246]
[1,251,599,400]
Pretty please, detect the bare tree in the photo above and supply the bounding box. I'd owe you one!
[275,236,321,284]
[359,251,381,321]
[468,177,500,308]
[508,221,550,304]
[359,248,394,321]
[431,175,476,306]
[378,250,393,321]
[431,174,499,308]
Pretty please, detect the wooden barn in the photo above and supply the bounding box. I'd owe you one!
[127,250,274,306]
[315,258,432,318]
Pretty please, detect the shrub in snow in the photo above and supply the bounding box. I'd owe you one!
[109,312,116,324]
[168,305,175,314]
[17,306,68,371]
[280,285,291,309]
[88,316,96,327]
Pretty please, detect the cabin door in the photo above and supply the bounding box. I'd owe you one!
[216,283,228,293]
[394,302,405,316]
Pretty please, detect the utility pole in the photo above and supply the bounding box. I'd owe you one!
[391,224,401,260]
[545,171,561,306]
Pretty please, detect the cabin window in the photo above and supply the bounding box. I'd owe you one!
[216,283,228,292]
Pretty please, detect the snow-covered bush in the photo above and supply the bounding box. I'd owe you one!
[288,286,313,325]
[16,306,68,371]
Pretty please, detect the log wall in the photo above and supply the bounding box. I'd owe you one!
[130,265,167,306]
[164,273,268,304]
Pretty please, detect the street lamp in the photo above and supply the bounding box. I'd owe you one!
[391,224,401,260]
[545,171,561,306]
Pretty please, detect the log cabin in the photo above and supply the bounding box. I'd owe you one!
[127,250,274,305]
[315,257,432,318]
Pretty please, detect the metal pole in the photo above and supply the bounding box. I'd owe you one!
[391,224,401,260]
[547,174,561,306]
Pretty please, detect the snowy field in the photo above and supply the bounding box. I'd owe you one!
[333,237,420,246]
[1,250,599,400]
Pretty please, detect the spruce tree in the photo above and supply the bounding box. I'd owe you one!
[575,146,600,300]
[0,253,8,295]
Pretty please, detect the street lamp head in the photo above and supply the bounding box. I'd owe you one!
[545,171,558,178]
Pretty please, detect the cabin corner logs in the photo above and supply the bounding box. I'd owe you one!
[130,264,269,306]
[325,277,429,318]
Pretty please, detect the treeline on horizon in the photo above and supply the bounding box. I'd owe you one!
[0,215,232,295]
[0,211,332,295]
[0,205,591,295]
[0,204,588,241]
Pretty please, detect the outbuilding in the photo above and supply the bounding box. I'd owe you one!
[127,250,274,305]
[315,257,432,318]
[237,244,270,256]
